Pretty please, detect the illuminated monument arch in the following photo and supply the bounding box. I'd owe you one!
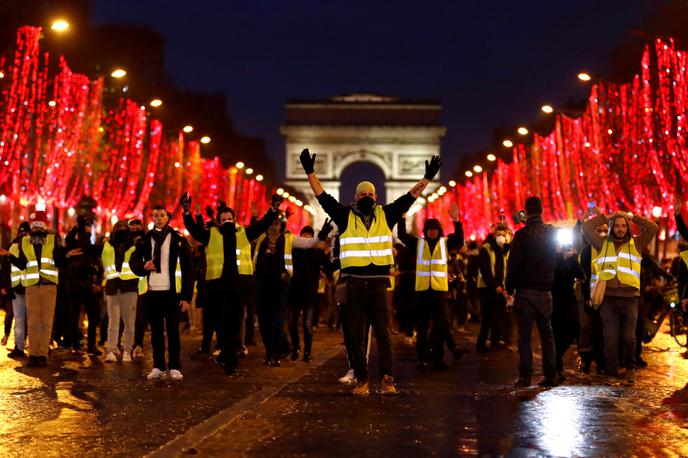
[282,94,446,227]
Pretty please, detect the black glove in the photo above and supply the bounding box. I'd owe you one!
[318,218,333,241]
[271,194,284,211]
[424,156,442,180]
[195,214,204,226]
[205,205,214,220]
[300,148,316,174]
[179,192,192,213]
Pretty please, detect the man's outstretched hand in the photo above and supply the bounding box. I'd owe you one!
[179,192,192,213]
[300,148,316,175]
[318,218,334,241]
[271,194,284,211]
[424,156,442,180]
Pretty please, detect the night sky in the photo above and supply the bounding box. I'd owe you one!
[92,0,655,183]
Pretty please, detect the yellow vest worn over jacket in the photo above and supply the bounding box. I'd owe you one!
[9,243,24,288]
[339,206,394,270]
[415,237,449,292]
[206,226,253,280]
[477,242,507,289]
[596,239,642,290]
[254,233,294,274]
[22,234,59,286]
[681,250,688,268]
[102,242,139,282]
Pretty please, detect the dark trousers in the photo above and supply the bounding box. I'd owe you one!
[635,298,648,360]
[216,282,242,369]
[477,289,505,349]
[134,295,146,348]
[600,296,638,375]
[415,290,456,363]
[344,278,393,381]
[514,289,557,380]
[3,299,13,336]
[63,283,100,349]
[257,279,288,361]
[552,297,579,372]
[289,286,317,355]
[199,282,224,353]
[466,284,481,322]
[449,285,468,327]
[577,295,605,368]
[243,285,256,345]
[145,290,181,371]
[393,273,416,337]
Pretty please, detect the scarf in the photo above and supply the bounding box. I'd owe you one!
[150,226,171,273]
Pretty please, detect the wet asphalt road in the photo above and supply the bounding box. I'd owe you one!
[0,311,687,457]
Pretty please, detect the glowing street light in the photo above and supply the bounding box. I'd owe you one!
[236,162,245,169]
[255,174,264,182]
[48,100,56,107]
[578,72,592,82]
[276,188,284,195]
[487,153,497,162]
[182,125,193,133]
[51,19,70,32]
[0,71,4,79]
[288,196,296,203]
[517,127,529,135]
[448,180,456,187]
[282,192,290,198]
[473,165,483,173]
[200,136,211,144]
[245,168,253,175]
[295,200,303,207]
[541,104,554,114]
[465,171,473,177]
[652,206,662,219]
[149,99,163,107]
[502,140,513,148]
[111,68,127,79]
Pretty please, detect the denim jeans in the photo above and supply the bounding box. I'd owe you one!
[514,289,557,380]
[12,293,26,351]
[600,296,638,375]
[145,290,181,371]
[415,289,456,363]
[105,290,138,353]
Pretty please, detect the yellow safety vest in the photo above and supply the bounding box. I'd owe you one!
[138,277,148,295]
[415,237,449,292]
[339,206,394,269]
[681,250,688,268]
[476,242,507,289]
[254,233,294,274]
[21,234,59,286]
[102,242,139,281]
[138,260,181,294]
[206,226,253,280]
[9,243,24,288]
[589,247,599,289]
[596,239,642,290]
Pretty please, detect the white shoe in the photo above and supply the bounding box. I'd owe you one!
[338,369,356,384]
[169,369,183,381]
[122,351,132,362]
[104,351,118,363]
[132,346,144,358]
[147,368,164,380]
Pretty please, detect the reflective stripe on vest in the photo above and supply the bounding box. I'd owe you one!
[476,243,507,289]
[102,242,138,281]
[21,234,58,286]
[253,233,294,274]
[415,237,449,292]
[175,259,182,292]
[596,239,641,290]
[206,226,254,280]
[9,243,23,288]
[589,247,599,289]
[339,206,394,269]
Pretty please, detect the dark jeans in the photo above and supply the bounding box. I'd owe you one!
[600,296,638,375]
[449,285,468,327]
[577,295,605,368]
[514,289,557,381]
[415,290,456,363]
[552,295,579,372]
[289,289,316,355]
[3,299,13,336]
[393,272,416,336]
[63,282,100,349]
[134,295,146,348]
[477,289,505,349]
[217,282,243,369]
[257,279,288,361]
[466,284,481,322]
[145,290,181,371]
[242,284,256,345]
[200,281,225,353]
[344,277,393,381]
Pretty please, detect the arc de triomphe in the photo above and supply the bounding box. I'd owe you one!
[282,94,446,228]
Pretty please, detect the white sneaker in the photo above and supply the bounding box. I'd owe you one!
[338,369,356,384]
[104,351,118,363]
[122,351,132,362]
[169,369,183,381]
[132,346,144,358]
[147,368,164,380]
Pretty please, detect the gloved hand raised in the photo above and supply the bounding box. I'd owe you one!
[271,194,284,211]
[318,218,334,241]
[179,192,192,213]
[424,156,442,180]
[300,148,316,175]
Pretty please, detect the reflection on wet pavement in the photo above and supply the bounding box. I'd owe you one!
[0,308,687,456]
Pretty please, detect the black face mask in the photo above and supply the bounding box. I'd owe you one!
[112,230,130,244]
[357,196,375,215]
[32,229,47,238]
[220,221,236,234]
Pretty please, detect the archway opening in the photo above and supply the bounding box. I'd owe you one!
[340,161,387,205]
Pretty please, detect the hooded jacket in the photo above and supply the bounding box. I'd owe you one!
[582,213,658,298]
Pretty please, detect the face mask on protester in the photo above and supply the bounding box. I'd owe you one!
[112,229,130,244]
[495,235,506,247]
[357,196,375,214]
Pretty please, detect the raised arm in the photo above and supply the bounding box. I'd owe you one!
[396,216,417,248]
[631,214,659,250]
[180,193,211,245]
[245,194,283,242]
[300,149,325,197]
[409,155,442,199]
[582,210,607,251]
